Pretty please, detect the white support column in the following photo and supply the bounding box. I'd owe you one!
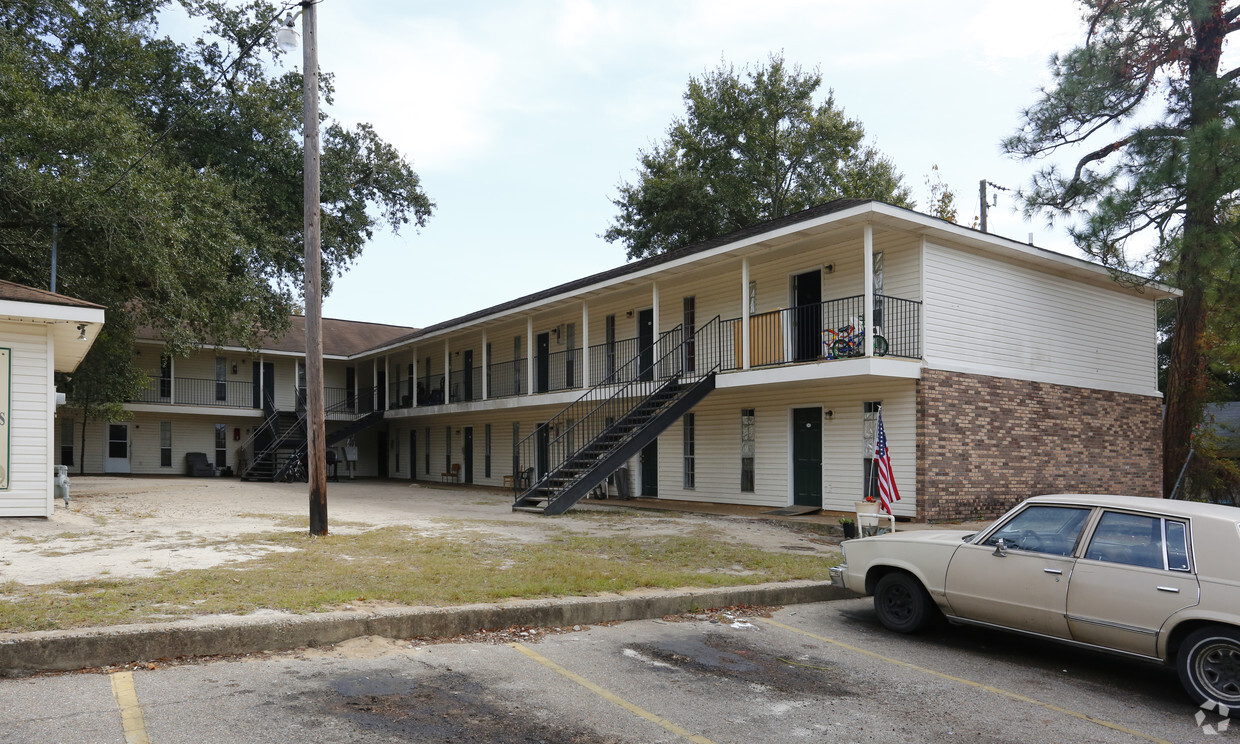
[741,257,751,370]
[581,302,591,387]
[652,282,660,339]
[443,339,450,404]
[481,332,489,400]
[526,316,534,395]
[863,223,875,358]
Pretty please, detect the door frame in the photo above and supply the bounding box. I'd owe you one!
[787,404,823,507]
[637,307,655,381]
[535,333,550,393]
[788,268,824,362]
[104,422,131,474]
[640,438,658,497]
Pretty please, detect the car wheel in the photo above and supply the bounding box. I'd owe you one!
[874,572,933,633]
[1178,626,1240,712]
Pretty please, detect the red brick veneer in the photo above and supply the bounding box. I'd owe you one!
[916,369,1162,522]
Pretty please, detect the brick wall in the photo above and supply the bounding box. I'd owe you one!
[916,369,1162,522]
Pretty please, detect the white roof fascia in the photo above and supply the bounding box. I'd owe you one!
[0,300,105,325]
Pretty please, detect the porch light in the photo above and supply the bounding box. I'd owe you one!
[77,324,87,341]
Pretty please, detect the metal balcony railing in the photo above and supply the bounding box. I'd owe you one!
[131,376,254,408]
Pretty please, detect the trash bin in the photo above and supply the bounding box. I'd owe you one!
[53,465,70,506]
[614,465,631,500]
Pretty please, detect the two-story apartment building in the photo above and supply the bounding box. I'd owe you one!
[69,200,1173,521]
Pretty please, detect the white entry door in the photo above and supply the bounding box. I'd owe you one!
[104,423,131,473]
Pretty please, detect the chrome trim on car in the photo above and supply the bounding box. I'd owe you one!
[945,615,1163,662]
[829,564,847,590]
[1064,614,1157,636]
[1156,586,1181,593]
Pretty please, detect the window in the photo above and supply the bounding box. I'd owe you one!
[216,357,227,402]
[1085,512,1189,571]
[395,431,400,473]
[862,402,881,501]
[214,424,226,468]
[60,417,74,467]
[512,421,520,477]
[424,427,431,475]
[160,421,172,467]
[683,296,696,372]
[445,426,452,471]
[748,281,757,314]
[873,251,885,329]
[683,413,695,489]
[159,356,172,399]
[740,409,755,492]
[985,505,1091,556]
[485,424,492,478]
[513,336,523,392]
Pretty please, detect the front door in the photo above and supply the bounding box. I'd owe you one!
[641,439,658,497]
[104,423,131,474]
[376,369,387,410]
[463,350,474,401]
[638,308,654,381]
[792,270,822,362]
[376,430,388,478]
[536,333,550,393]
[791,407,821,506]
[252,361,275,411]
[463,427,474,483]
[536,423,549,479]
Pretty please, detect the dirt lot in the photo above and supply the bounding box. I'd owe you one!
[0,477,840,586]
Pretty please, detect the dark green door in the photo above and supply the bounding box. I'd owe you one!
[792,407,822,507]
[641,439,658,497]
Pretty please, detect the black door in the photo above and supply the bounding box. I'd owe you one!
[377,430,388,478]
[536,333,550,393]
[792,407,822,507]
[793,270,822,362]
[346,367,356,411]
[463,350,474,401]
[251,361,275,411]
[463,427,474,483]
[409,428,417,481]
[536,423,549,479]
[376,369,387,410]
[638,308,654,381]
[641,439,658,497]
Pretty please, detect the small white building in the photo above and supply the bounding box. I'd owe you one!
[0,280,104,517]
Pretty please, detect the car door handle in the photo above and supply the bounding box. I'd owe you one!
[1156,586,1180,593]
[1043,568,1063,575]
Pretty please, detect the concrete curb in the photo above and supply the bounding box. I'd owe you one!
[0,581,857,676]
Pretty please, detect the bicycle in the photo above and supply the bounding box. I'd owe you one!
[823,315,888,359]
[283,454,308,483]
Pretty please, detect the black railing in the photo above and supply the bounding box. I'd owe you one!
[132,376,254,408]
[540,347,583,393]
[417,373,447,406]
[724,294,921,368]
[486,358,525,399]
[388,379,417,409]
[448,367,484,403]
[587,337,639,384]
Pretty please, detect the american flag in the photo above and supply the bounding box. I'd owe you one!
[875,410,901,515]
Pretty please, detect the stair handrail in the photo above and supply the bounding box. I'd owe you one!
[512,324,682,482]
[515,315,728,501]
[268,386,383,481]
[549,315,724,463]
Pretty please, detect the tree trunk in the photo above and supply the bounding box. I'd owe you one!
[1162,1,1227,496]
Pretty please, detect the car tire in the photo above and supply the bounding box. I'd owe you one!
[1178,626,1240,713]
[874,572,934,634]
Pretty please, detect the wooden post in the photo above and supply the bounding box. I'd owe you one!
[302,0,328,536]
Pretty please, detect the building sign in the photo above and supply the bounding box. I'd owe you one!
[0,347,8,490]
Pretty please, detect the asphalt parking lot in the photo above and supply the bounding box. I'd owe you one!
[3,598,1214,744]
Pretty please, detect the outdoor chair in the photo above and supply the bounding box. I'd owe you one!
[441,463,461,483]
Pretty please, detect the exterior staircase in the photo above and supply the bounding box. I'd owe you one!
[240,389,384,482]
[513,317,724,515]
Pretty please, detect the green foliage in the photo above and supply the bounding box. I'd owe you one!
[605,54,912,260]
[0,0,433,403]
[924,165,958,223]
[1004,0,1240,494]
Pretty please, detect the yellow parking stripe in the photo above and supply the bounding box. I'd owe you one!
[508,642,715,744]
[761,618,1173,744]
[110,671,152,744]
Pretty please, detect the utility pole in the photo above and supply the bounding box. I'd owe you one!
[301,0,328,536]
[978,180,989,233]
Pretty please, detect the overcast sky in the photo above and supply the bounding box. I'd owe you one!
[176,0,1089,328]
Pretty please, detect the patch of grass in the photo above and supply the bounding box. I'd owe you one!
[0,526,838,632]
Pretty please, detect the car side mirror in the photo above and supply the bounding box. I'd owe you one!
[992,538,1007,557]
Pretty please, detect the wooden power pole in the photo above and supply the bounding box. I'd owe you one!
[301,0,328,536]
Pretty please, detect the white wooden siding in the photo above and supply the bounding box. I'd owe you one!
[0,322,54,517]
[923,241,1159,395]
[654,380,917,517]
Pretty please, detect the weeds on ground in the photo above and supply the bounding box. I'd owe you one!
[0,526,838,632]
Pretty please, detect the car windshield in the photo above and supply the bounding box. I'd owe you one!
[983,505,1091,556]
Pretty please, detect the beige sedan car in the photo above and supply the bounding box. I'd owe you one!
[830,494,1240,711]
